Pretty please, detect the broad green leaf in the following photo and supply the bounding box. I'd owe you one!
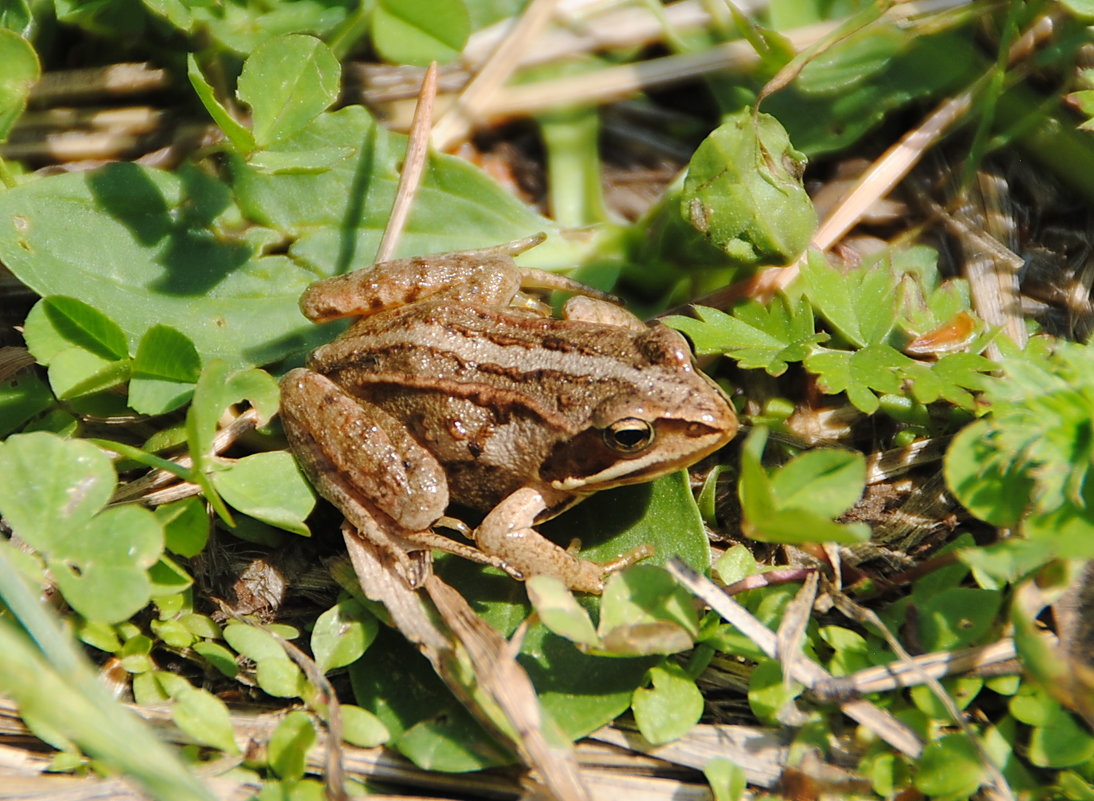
[598,566,698,655]
[712,544,759,586]
[152,618,196,649]
[0,29,38,141]
[0,164,319,369]
[1029,706,1094,768]
[230,106,557,279]
[945,419,1033,527]
[155,497,210,558]
[769,449,865,519]
[914,734,983,797]
[0,433,114,551]
[766,31,976,156]
[257,657,307,699]
[744,506,870,545]
[526,576,599,647]
[211,451,316,535]
[237,34,341,147]
[192,641,238,678]
[130,325,201,415]
[915,588,1001,651]
[632,661,703,744]
[223,622,284,662]
[46,348,131,401]
[147,554,193,597]
[371,0,470,66]
[48,505,163,623]
[24,296,130,363]
[169,682,240,754]
[681,109,816,267]
[187,361,279,463]
[340,704,390,748]
[311,598,379,673]
[268,710,316,781]
[142,0,192,31]
[561,470,711,574]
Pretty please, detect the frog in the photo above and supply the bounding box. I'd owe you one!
[279,234,738,593]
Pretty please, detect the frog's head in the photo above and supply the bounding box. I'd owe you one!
[541,325,738,493]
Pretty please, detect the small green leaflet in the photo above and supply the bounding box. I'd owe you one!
[665,297,826,376]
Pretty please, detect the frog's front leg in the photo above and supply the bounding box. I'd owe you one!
[473,487,651,594]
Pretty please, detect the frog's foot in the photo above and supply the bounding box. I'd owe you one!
[599,544,656,574]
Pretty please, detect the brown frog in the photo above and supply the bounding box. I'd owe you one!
[280,235,738,592]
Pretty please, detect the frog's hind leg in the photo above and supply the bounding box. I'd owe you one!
[280,369,449,532]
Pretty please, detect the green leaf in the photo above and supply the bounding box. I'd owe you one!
[129,325,201,415]
[268,710,316,781]
[231,105,557,278]
[914,733,984,797]
[211,451,316,535]
[945,419,1033,527]
[223,622,284,662]
[805,344,914,414]
[747,658,802,725]
[167,681,240,754]
[665,297,825,375]
[156,497,210,558]
[916,588,1001,651]
[192,641,238,678]
[705,757,747,801]
[738,428,869,544]
[340,704,389,748]
[371,0,470,66]
[187,361,279,464]
[0,29,38,142]
[186,54,254,153]
[598,566,698,655]
[769,448,865,519]
[46,348,131,401]
[632,661,703,744]
[681,109,816,267]
[765,31,976,156]
[802,251,896,347]
[48,505,163,623]
[24,296,130,364]
[0,372,53,437]
[0,433,114,552]
[1029,707,1094,768]
[237,34,341,147]
[526,576,599,647]
[311,598,379,673]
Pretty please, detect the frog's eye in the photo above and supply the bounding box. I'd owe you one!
[603,417,654,454]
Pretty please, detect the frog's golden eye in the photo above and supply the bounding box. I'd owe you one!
[603,418,654,453]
